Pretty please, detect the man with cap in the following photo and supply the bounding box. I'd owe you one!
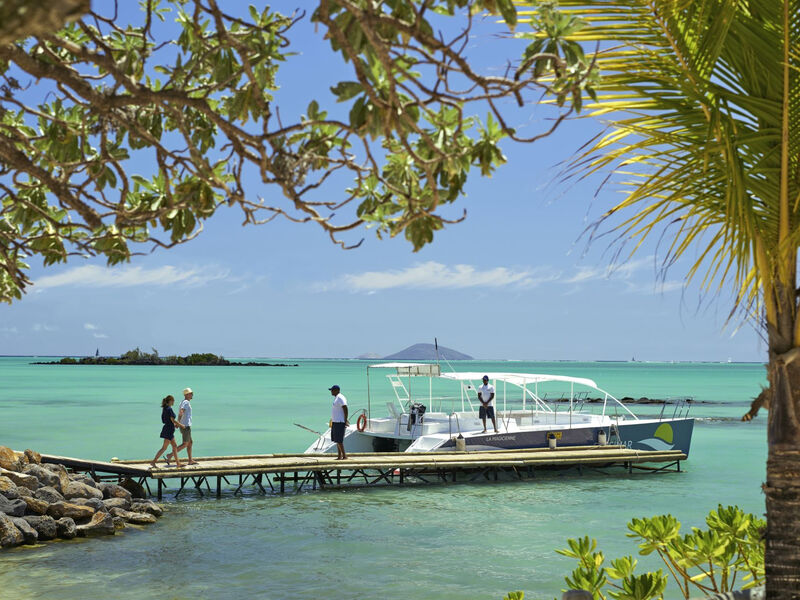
[167,387,199,465]
[478,375,498,433]
[329,385,349,460]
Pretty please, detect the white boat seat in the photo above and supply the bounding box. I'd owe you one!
[386,402,400,418]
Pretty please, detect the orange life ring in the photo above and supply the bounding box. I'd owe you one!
[356,414,367,432]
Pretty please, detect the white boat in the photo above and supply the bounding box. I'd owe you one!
[304,363,694,456]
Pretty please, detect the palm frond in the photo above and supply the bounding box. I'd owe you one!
[521,0,800,326]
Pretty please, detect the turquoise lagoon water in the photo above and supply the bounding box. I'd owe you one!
[0,358,768,599]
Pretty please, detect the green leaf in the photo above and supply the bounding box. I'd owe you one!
[331,81,364,102]
[495,0,517,28]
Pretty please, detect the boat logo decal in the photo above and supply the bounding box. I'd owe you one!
[654,423,674,444]
[636,423,676,451]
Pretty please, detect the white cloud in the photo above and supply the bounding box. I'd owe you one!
[564,256,656,284]
[317,261,561,292]
[93,333,109,339]
[0,326,18,334]
[34,265,230,290]
[84,323,98,330]
[317,257,684,297]
[622,279,685,295]
[561,257,684,295]
[32,323,58,332]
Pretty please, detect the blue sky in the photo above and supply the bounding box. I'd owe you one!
[0,3,764,361]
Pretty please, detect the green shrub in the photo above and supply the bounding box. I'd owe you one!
[554,505,764,600]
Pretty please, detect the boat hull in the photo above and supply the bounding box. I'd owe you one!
[307,418,694,457]
[435,418,693,456]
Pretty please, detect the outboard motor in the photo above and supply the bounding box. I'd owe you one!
[406,402,427,431]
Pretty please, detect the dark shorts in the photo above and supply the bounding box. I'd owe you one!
[160,426,175,440]
[181,426,192,444]
[479,406,495,420]
[331,422,346,443]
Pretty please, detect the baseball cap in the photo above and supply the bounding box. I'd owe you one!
[482,375,489,381]
[328,385,340,391]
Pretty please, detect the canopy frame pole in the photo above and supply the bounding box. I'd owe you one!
[367,365,371,426]
[570,382,574,429]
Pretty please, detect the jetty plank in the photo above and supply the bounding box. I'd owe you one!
[43,447,685,482]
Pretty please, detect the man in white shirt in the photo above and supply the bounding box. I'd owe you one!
[329,385,349,460]
[167,387,198,465]
[478,375,498,433]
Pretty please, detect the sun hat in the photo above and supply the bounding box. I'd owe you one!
[328,385,340,391]
[183,387,193,395]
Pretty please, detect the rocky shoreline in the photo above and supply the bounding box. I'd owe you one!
[0,446,163,549]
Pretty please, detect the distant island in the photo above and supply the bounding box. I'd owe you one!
[33,348,298,367]
[380,343,473,361]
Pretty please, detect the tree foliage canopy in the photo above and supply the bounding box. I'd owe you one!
[0,0,595,302]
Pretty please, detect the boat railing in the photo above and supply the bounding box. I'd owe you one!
[448,412,463,438]
[668,396,693,420]
[403,394,461,414]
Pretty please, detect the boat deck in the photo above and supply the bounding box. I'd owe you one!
[41,445,686,500]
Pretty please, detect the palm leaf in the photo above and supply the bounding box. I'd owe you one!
[521,0,800,329]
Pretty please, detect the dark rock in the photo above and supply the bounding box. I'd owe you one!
[63,481,103,501]
[0,468,39,490]
[22,464,59,489]
[23,449,41,465]
[68,474,98,488]
[34,486,65,504]
[42,464,70,493]
[112,516,126,530]
[0,475,17,496]
[102,497,131,511]
[0,513,23,547]
[10,517,38,544]
[98,482,132,501]
[46,501,95,521]
[22,515,57,540]
[110,507,157,524]
[14,486,32,498]
[0,446,21,472]
[2,488,20,501]
[21,496,50,515]
[0,495,27,517]
[75,511,115,537]
[130,501,163,517]
[56,517,76,539]
[71,497,107,512]
[119,477,147,499]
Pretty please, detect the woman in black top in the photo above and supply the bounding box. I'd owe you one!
[149,395,183,468]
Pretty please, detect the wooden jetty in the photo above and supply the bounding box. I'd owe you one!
[41,445,686,500]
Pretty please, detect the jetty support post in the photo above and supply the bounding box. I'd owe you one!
[157,478,163,501]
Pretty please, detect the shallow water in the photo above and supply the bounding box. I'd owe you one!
[0,358,768,599]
